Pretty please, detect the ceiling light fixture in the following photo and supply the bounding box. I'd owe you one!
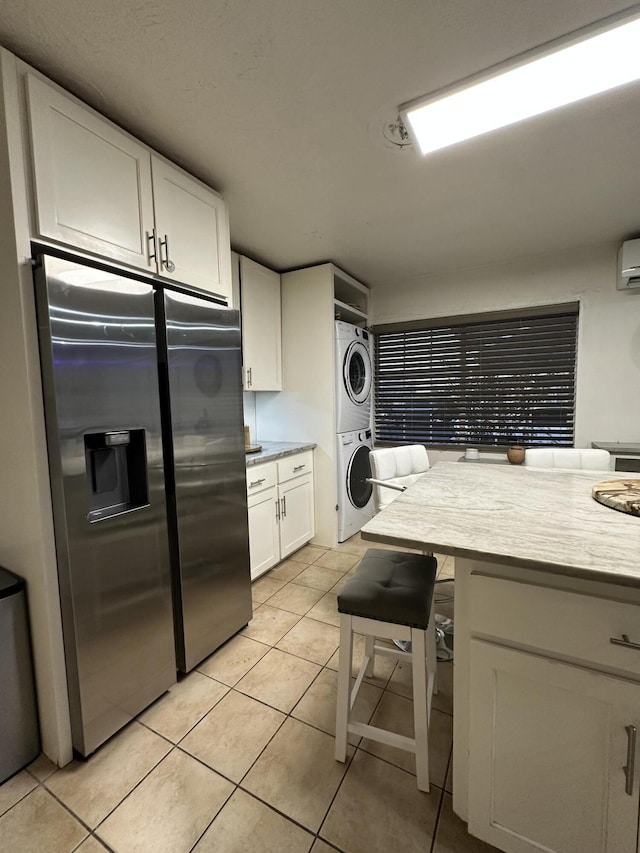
[400,9,640,156]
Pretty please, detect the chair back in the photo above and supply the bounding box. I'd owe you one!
[524,447,611,471]
[369,445,430,512]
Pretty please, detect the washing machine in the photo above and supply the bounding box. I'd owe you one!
[337,428,375,542]
[335,321,372,432]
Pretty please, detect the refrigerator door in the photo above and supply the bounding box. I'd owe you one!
[34,254,176,756]
[160,289,252,672]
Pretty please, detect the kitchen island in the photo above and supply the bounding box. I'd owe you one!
[361,462,640,853]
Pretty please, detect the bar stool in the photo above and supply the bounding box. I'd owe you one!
[334,548,438,792]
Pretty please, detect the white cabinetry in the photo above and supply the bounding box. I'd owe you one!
[246,452,314,580]
[26,74,231,300]
[255,265,369,547]
[239,256,282,391]
[466,572,640,853]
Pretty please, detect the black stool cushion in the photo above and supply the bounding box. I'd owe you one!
[337,549,437,630]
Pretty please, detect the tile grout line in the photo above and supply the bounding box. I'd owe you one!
[429,744,453,853]
[4,537,454,852]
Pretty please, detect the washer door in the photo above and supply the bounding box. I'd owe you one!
[343,341,372,406]
[346,444,372,508]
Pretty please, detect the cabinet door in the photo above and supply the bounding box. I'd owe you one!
[27,74,155,270]
[279,474,314,559]
[468,640,640,853]
[247,487,280,580]
[151,156,232,300]
[239,257,282,391]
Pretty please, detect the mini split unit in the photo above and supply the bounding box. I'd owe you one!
[618,239,640,290]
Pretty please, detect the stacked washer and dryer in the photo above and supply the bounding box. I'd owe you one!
[335,321,375,542]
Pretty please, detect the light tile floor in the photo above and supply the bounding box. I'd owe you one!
[0,534,500,853]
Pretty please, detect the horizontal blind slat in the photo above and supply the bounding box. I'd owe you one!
[374,310,577,448]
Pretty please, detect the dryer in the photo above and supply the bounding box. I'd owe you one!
[337,428,375,542]
[335,321,372,432]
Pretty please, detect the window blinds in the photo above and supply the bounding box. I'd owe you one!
[374,309,578,447]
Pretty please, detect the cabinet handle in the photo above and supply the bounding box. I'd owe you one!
[610,634,640,651]
[281,496,286,518]
[293,464,306,472]
[249,477,265,488]
[159,234,176,273]
[275,498,280,521]
[247,367,252,388]
[624,725,637,796]
[147,229,158,266]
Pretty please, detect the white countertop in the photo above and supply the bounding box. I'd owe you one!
[361,461,640,586]
[592,441,640,454]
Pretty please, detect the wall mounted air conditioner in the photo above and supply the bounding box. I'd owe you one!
[617,239,640,290]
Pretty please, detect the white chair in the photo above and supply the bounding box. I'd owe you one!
[524,448,611,471]
[368,445,430,512]
[367,443,452,662]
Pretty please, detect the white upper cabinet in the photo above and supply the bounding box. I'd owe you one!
[150,156,231,300]
[26,74,232,301]
[27,74,155,270]
[239,256,282,391]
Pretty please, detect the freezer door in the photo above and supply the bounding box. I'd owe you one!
[162,290,251,672]
[34,254,176,756]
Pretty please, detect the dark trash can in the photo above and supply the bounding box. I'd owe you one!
[0,566,40,782]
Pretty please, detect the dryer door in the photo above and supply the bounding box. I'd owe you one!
[342,340,372,406]
[346,443,373,508]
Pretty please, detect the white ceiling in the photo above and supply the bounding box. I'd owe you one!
[0,0,638,291]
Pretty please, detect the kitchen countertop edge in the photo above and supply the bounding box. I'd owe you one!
[360,461,640,588]
[245,441,317,466]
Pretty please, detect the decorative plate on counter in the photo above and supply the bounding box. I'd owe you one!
[592,480,640,517]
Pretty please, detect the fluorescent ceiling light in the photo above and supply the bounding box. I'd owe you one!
[401,12,640,155]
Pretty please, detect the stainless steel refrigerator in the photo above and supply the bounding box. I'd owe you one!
[34,251,252,757]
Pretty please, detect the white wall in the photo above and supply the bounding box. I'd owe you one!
[370,244,640,448]
[0,50,73,765]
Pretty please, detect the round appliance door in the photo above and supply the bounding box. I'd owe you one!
[342,341,372,406]
[346,444,373,508]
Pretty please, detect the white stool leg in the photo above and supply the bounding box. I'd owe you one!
[364,633,375,677]
[335,615,353,762]
[411,627,430,792]
[427,611,438,697]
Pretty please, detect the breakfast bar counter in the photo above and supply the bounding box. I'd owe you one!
[361,462,640,853]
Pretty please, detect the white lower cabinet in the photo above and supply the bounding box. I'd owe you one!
[247,487,280,580]
[247,452,314,580]
[468,639,640,853]
[278,474,314,558]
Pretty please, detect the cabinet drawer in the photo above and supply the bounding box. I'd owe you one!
[470,574,640,680]
[277,452,313,484]
[246,462,277,494]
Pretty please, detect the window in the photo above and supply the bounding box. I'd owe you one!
[373,305,578,448]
